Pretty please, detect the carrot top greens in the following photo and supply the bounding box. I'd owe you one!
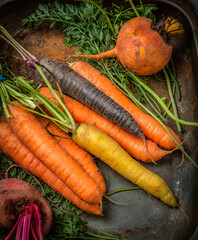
[22,0,157,54]
[0,58,76,133]
[21,0,192,129]
[22,0,198,167]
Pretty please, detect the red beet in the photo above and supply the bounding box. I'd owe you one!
[0,178,52,238]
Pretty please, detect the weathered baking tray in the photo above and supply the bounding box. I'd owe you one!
[0,0,198,239]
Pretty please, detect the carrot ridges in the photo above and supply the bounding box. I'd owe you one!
[38,116,106,195]
[71,61,182,150]
[38,59,145,139]
[73,123,179,207]
[0,122,103,215]
[39,87,174,162]
[6,101,102,205]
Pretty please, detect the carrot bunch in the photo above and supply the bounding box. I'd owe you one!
[38,116,106,195]
[0,26,182,213]
[39,87,175,163]
[0,60,106,216]
[34,87,179,207]
[71,61,182,150]
[0,105,105,215]
[0,71,179,209]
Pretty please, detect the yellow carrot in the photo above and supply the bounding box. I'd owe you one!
[73,123,179,207]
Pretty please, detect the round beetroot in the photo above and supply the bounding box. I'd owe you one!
[72,16,184,76]
[115,17,172,76]
[0,178,52,236]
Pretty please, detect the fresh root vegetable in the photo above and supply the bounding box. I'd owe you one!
[37,116,106,194]
[36,89,178,206]
[6,101,103,205]
[71,61,182,150]
[73,123,179,207]
[0,26,145,138]
[0,122,103,216]
[71,16,184,76]
[36,59,150,147]
[0,177,52,239]
[39,87,175,163]
[0,27,180,207]
[3,99,178,207]
[0,25,153,162]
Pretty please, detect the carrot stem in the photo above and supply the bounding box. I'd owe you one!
[106,186,141,196]
[34,63,76,131]
[128,0,140,17]
[163,68,182,132]
[166,59,180,99]
[9,101,72,131]
[101,63,197,168]
[0,27,39,68]
[0,26,76,132]
[87,227,122,238]
[128,72,198,126]
[1,75,74,131]
[0,84,12,118]
[163,82,176,117]
[78,233,118,239]
[139,0,144,11]
[162,62,180,118]
[135,82,166,121]
[76,0,115,35]
[3,82,37,109]
[147,93,163,116]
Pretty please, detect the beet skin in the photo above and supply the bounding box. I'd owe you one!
[0,178,53,236]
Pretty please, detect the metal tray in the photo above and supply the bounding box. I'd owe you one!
[0,0,198,239]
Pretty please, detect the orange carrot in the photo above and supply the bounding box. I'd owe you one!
[71,61,182,150]
[0,122,103,215]
[38,116,106,194]
[6,101,103,205]
[39,87,174,162]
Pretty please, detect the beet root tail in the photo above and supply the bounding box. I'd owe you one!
[71,48,117,60]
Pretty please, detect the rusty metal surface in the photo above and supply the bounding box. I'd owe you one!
[0,0,198,239]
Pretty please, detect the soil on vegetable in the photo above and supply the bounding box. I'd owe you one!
[2,197,47,229]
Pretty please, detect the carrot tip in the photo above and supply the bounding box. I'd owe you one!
[142,136,157,164]
[176,153,185,168]
[179,205,189,225]
[104,195,131,206]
